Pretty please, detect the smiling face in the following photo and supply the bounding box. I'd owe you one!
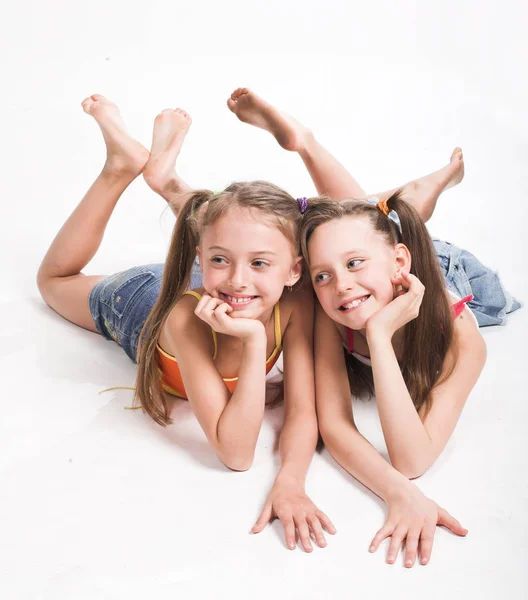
[197,206,302,319]
[308,216,410,330]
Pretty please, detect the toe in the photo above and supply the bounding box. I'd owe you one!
[227,98,237,113]
[81,98,94,112]
[91,94,106,101]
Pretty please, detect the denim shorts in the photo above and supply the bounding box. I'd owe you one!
[433,239,521,327]
[88,260,204,362]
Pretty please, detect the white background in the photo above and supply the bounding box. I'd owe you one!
[1,1,527,599]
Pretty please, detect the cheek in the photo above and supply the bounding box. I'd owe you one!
[369,273,394,305]
[201,264,222,289]
[314,286,332,311]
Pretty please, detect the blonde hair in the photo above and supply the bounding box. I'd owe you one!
[135,181,306,426]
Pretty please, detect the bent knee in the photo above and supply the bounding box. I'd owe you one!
[36,272,103,333]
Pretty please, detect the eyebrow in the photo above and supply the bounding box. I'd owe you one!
[309,249,366,272]
[208,246,279,256]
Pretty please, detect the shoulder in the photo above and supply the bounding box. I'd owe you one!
[279,283,315,338]
[161,289,214,356]
[281,283,314,318]
[451,300,485,352]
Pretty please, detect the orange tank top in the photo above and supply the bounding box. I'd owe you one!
[156,290,282,398]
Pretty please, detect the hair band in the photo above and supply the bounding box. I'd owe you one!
[367,197,402,234]
[296,197,308,214]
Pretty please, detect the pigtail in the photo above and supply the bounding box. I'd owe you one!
[386,191,457,415]
[300,194,458,416]
[134,190,213,426]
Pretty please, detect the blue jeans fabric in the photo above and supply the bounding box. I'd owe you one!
[88,260,203,362]
[433,239,521,327]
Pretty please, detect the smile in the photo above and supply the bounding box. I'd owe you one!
[339,295,370,311]
[220,293,258,306]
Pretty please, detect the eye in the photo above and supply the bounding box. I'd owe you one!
[314,273,329,283]
[347,258,363,269]
[211,256,227,264]
[252,260,270,269]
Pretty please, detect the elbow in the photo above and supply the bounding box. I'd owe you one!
[391,457,431,480]
[217,450,254,472]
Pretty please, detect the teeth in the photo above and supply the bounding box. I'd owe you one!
[226,295,254,304]
[341,296,368,310]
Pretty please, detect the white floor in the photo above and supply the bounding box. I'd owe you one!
[2,1,527,598]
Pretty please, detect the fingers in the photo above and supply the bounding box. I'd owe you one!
[386,525,407,564]
[194,294,231,326]
[316,510,337,535]
[418,522,436,565]
[403,527,421,568]
[306,515,327,548]
[282,518,297,551]
[280,512,332,552]
[369,522,394,553]
[252,502,273,534]
[437,507,468,536]
[296,519,313,553]
[401,271,425,296]
[195,294,222,315]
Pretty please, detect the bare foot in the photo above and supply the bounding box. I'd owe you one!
[442,147,465,191]
[227,87,312,152]
[399,148,465,222]
[143,108,192,199]
[81,94,149,177]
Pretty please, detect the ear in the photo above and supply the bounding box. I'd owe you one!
[196,246,203,271]
[285,256,304,287]
[393,243,411,275]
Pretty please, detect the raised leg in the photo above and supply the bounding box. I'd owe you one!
[371,148,464,222]
[227,88,465,222]
[227,87,365,198]
[143,108,195,217]
[37,94,149,332]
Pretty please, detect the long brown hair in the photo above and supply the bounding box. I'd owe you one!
[300,192,457,415]
[135,181,306,426]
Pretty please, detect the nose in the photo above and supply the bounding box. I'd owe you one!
[335,269,353,295]
[228,263,248,290]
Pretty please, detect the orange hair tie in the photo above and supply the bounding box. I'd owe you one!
[376,198,391,216]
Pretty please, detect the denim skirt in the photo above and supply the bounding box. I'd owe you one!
[88,260,203,362]
[433,239,521,327]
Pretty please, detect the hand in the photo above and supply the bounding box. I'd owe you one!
[251,478,336,552]
[369,485,467,567]
[366,271,425,339]
[194,294,265,340]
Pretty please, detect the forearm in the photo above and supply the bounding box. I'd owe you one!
[216,336,267,470]
[367,333,434,477]
[275,410,319,486]
[322,419,414,501]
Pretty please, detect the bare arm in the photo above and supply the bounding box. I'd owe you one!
[166,297,267,471]
[315,304,468,566]
[252,289,336,552]
[367,305,487,479]
[315,304,411,496]
[277,288,319,482]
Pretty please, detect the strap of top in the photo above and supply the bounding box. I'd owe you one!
[451,294,473,319]
[273,302,282,348]
[182,290,281,356]
[183,290,202,302]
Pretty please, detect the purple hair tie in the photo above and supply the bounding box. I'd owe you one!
[296,197,308,214]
